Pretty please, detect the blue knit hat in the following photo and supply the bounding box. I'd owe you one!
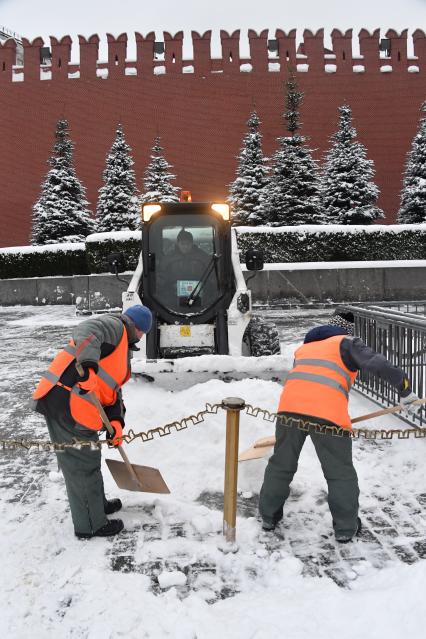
[124,304,152,333]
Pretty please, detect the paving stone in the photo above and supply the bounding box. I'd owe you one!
[2,307,426,601]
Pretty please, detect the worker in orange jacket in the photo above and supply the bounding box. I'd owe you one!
[259,309,421,543]
[32,304,152,539]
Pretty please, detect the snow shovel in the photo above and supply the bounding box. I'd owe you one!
[238,398,426,462]
[76,365,170,493]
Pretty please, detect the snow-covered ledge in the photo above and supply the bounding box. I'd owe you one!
[255,259,426,271]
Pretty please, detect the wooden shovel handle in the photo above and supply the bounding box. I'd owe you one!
[253,436,276,449]
[75,363,141,485]
[351,397,426,424]
[250,398,426,450]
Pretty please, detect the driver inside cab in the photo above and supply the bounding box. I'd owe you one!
[158,229,212,307]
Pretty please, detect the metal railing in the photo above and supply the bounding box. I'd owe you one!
[255,300,426,314]
[368,300,426,315]
[341,304,426,427]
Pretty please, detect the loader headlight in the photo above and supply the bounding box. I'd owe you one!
[142,203,162,222]
[211,203,230,221]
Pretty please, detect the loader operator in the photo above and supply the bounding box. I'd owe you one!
[32,304,152,539]
[158,229,213,307]
[259,308,421,543]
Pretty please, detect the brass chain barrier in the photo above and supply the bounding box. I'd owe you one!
[123,402,221,444]
[244,404,426,440]
[0,403,222,453]
[1,401,425,453]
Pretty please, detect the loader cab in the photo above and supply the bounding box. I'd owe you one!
[140,202,236,358]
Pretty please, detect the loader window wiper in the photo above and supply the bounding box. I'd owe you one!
[186,254,220,307]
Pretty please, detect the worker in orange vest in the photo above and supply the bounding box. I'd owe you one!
[32,305,152,539]
[259,309,421,543]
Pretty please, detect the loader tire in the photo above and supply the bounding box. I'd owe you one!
[245,316,281,357]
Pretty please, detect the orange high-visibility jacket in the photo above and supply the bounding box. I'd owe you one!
[33,328,130,431]
[278,335,357,430]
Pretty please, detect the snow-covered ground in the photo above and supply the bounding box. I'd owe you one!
[1,306,426,639]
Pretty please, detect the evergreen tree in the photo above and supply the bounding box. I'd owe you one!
[96,125,140,232]
[228,110,269,225]
[397,102,426,223]
[31,119,94,244]
[265,74,324,226]
[321,105,384,224]
[140,137,180,203]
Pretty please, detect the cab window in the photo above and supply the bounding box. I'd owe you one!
[148,214,222,314]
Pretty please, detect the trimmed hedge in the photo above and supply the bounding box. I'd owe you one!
[86,225,426,267]
[0,243,88,279]
[2,225,426,280]
[85,231,141,274]
[235,224,426,262]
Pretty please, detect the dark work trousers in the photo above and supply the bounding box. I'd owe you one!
[45,412,108,535]
[259,414,359,538]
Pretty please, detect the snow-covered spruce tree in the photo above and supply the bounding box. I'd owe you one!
[397,102,426,223]
[321,105,384,224]
[96,125,140,232]
[265,74,325,226]
[228,110,269,225]
[140,137,180,203]
[31,119,94,244]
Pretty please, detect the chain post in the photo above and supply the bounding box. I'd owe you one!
[221,397,245,544]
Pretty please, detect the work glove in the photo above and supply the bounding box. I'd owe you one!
[77,367,98,394]
[106,420,124,447]
[400,391,422,416]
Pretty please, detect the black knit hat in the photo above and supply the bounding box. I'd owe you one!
[329,309,355,335]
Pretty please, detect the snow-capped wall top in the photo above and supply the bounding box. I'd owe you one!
[86,230,141,243]
[236,223,426,235]
[0,29,424,82]
[0,242,85,255]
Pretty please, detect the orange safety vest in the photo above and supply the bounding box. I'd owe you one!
[278,335,357,430]
[33,328,130,431]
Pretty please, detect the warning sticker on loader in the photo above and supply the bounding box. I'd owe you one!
[177,280,199,297]
[180,325,191,337]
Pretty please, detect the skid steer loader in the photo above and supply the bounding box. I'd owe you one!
[118,201,281,384]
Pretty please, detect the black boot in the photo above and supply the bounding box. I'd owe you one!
[104,498,122,515]
[335,517,362,544]
[261,515,283,531]
[75,518,124,539]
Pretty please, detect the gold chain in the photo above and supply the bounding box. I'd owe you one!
[0,403,222,452]
[1,402,425,453]
[244,405,426,440]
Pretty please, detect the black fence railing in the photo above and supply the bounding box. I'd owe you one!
[369,301,426,315]
[341,304,426,427]
[255,300,426,314]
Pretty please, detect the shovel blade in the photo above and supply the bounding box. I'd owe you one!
[105,458,170,494]
[238,445,273,462]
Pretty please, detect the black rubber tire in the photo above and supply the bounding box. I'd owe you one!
[244,315,281,357]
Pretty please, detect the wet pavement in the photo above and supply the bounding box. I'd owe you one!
[0,306,78,505]
[1,305,426,600]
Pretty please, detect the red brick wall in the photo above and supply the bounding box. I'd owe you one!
[0,28,425,248]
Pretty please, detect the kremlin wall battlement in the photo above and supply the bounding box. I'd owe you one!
[1,29,426,80]
[0,28,425,247]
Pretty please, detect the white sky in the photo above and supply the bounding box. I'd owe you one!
[1,0,425,59]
